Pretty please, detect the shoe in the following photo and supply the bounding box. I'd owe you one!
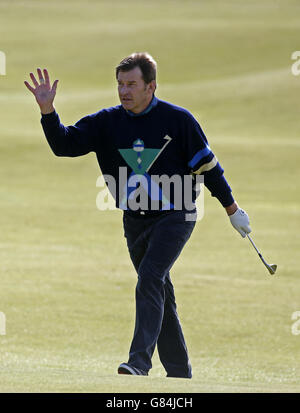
[118,362,148,376]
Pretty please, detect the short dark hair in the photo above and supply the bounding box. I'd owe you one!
[116,52,157,84]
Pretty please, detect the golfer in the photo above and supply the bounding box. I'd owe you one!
[24,52,251,379]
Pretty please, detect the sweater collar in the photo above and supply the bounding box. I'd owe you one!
[126,95,158,117]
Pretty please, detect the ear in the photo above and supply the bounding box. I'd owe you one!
[148,80,157,94]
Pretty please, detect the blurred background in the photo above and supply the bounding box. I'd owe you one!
[0,0,300,392]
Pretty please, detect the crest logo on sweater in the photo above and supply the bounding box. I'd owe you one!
[118,136,172,175]
[118,136,173,210]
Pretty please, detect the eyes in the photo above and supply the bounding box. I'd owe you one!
[118,81,137,88]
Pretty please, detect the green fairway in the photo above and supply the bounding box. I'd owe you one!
[1,0,300,393]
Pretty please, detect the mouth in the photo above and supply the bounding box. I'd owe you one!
[121,98,132,103]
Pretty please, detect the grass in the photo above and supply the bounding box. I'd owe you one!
[0,0,300,393]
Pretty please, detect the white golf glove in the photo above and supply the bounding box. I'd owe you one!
[229,208,251,238]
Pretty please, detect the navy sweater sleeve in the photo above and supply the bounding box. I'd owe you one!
[40,110,99,157]
[183,112,234,207]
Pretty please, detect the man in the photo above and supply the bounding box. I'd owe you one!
[24,52,251,379]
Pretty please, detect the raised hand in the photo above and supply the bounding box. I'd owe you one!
[24,68,59,114]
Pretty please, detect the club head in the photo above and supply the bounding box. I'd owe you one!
[268,264,277,275]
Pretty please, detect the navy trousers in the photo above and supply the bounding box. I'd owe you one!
[123,210,196,378]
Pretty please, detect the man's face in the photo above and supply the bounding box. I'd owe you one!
[117,66,156,114]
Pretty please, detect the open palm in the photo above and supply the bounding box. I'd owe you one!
[24,68,58,113]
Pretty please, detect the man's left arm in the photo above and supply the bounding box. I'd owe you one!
[200,166,251,238]
[184,113,251,237]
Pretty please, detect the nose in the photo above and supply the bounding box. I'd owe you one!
[119,85,130,96]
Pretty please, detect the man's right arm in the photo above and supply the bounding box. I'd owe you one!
[41,110,99,157]
[25,68,98,157]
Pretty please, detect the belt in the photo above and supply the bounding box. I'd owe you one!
[123,208,196,218]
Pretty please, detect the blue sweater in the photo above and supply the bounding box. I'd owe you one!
[41,97,234,213]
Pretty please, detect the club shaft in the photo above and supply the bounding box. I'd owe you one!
[247,234,261,256]
[247,234,271,269]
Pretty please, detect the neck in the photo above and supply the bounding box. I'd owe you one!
[131,95,154,114]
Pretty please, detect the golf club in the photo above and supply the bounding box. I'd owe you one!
[246,234,277,275]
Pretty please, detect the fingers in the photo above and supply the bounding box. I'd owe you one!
[24,80,35,93]
[30,72,39,87]
[25,68,57,91]
[30,68,47,86]
[51,79,59,93]
[37,68,45,84]
[43,68,50,86]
